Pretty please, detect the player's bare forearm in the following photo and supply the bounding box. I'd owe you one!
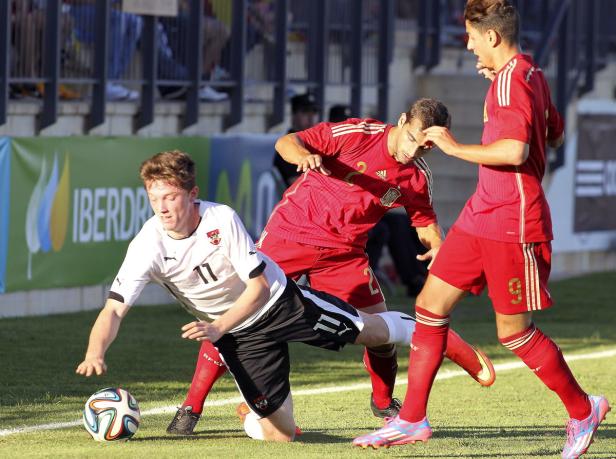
[416,223,443,250]
[275,133,311,165]
[275,133,330,175]
[181,274,271,342]
[423,126,529,166]
[453,139,529,166]
[416,223,443,268]
[76,299,128,376]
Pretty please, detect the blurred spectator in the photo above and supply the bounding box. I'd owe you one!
[10,0,80,99]
[67,0,141,100]
[273,92,320,187]
[158,0,229,101]
[328,104,352,123]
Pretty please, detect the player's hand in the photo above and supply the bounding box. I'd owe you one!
[296,154,331,175]
[181,321,224,343]
[476,60,496,80]
[422,126,460,157]
[76,356,107,377]
[417,246,440,269]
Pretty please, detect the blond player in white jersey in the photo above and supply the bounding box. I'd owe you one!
[76,150,419,442]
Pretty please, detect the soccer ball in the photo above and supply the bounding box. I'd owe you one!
[83,387,140,441]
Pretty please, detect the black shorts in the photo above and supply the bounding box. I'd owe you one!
[214,280,363,417]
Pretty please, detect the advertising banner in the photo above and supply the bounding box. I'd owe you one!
[208,134,279,239]
[6,137,210,292]
[574,114,616,232]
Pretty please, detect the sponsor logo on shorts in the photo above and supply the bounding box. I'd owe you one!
[253,395,269,410]
[207,229,221,245]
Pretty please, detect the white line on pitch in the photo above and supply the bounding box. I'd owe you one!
[1,347,615,438]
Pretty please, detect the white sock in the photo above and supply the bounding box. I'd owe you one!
[376,311,416,345]
[243,410,265,440]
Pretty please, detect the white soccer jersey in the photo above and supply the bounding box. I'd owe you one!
[109,201,287,332]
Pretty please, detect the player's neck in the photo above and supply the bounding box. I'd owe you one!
[167,203,201,240]
[386,126,399,158]
[493,44,522,73]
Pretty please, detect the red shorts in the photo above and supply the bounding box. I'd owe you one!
[257,232,385,308]
[430,226,553,314]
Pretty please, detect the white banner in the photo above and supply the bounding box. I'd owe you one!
[122,0,178,17]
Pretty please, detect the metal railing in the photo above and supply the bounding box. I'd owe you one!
[1,0,395,132]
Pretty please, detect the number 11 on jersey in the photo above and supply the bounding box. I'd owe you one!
[194,263,218,284]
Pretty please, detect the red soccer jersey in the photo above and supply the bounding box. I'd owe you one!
[262,118,437,249]
[455,54,564,243]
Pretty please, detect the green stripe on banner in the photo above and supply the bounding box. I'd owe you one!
[0,137,11,293]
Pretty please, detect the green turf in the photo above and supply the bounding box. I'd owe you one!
[1,271,615,457]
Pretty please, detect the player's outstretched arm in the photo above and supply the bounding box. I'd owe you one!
[423,126,529,166]
[181,274,271,343]
[76,298,130,377]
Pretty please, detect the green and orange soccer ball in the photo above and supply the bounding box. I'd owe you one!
[83,388,141,441]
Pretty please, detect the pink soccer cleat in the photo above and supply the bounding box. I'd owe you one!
[561,395,610,459]
[353,415,432,449]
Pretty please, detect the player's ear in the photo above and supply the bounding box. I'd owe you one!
[190,186,199,200]
[487,29,500,47]
[397,113,407,127]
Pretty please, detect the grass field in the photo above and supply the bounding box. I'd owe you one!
[1,271,615,458]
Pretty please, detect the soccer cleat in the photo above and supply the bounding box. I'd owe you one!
[353,415,432,448]
[236,402,302,436]
[469,347,496,387]
[166,406,201,435]
[370,396,402,418]
[561,395,610,459]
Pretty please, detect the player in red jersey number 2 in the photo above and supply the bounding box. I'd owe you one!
[353,2,610,457]
[168,98,497,435]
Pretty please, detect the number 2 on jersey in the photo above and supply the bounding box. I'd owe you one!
[194,263,218,284]
[363,266,380,295]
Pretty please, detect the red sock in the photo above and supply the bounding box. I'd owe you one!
[444,328,482,376]
[181,340,227,414]
[399,307,449,422]
[500,325,590,420]
[363,345,397,409]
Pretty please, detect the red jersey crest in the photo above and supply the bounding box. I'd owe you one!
[207,229,221,245]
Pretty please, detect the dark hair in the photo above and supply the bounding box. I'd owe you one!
[140,150,196,191]
[464,0,519,45]
[405,98,451,130]
[328,104,352,123]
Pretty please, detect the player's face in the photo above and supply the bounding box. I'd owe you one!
[145,180,198,238]
[465,20,494,70]
[393,117,433,164]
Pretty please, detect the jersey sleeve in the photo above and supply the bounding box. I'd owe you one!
[492,72,533,143]
[221,207,267,282]
[108,237,154,306]
[296,118,366,157]
[403,166,437,227]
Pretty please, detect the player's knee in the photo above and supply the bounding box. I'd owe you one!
[264,430,295,443]
[261,424,295,442]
